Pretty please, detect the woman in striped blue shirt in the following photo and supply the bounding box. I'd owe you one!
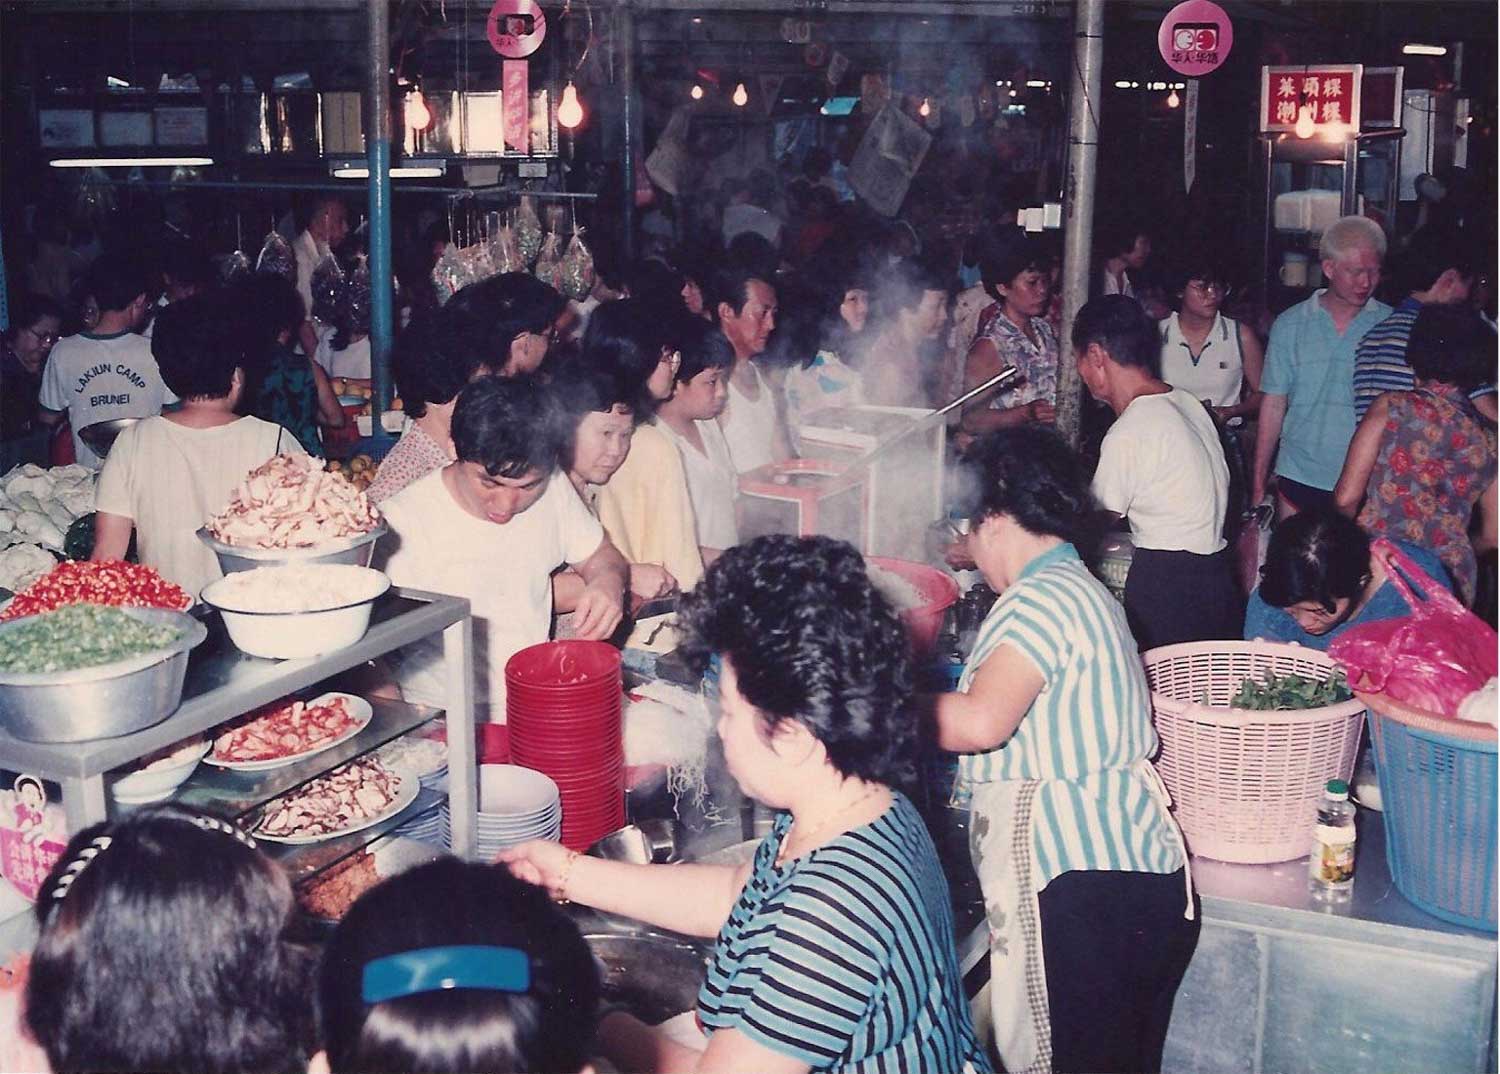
[504,535,989,1074]
[934,426,1199,1074]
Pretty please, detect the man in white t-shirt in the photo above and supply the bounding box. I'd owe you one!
[377,375,628,716]
[1075,295,1241,649]
[293,196,349,357]
[38,254,177,470]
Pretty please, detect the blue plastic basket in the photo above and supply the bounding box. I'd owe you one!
[1364,692,1498,932]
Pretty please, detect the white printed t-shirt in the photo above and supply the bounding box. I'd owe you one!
[95,415,300,599]
[1092,387,1228,555]
[376,467,605,713]
[39,331,178,470]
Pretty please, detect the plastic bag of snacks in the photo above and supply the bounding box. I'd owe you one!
[515,196,544,265]
[254,230,297,282]
[431,244,468,306]
[310,253,347,325]
[561,230,596,301]
[532,233,566,292]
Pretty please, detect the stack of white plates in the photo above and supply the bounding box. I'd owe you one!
[443,764,561,861]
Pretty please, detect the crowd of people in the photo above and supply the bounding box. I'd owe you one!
[0,166,1495,1074]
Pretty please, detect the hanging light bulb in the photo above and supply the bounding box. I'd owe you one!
[690,83,705,100]
[918,97,931,118]
[1294,101,1316,138]
[1166,88,1180,109]
[558,82,584,129]
[406,88,432,131]
[732,82,748,107]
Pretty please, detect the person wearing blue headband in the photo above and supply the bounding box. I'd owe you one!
[313,857,600,1074]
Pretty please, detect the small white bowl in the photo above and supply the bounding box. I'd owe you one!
[200,564,391,660]
[479,764,560,817]
[112,738,211,804]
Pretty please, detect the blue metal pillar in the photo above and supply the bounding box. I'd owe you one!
[366,0,395,428]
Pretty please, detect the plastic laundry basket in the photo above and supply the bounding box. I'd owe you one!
[1360,691,1497,932]
[1142,641,1366,863]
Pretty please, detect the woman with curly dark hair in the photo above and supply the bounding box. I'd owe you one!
[504,535,990,1074]
[933,425,1198,1074]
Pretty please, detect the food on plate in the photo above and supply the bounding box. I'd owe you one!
[253,759,403,839]
[1,560,190,621]
[1225,670,1353,711]
[298,851,381,920]
[212,695,365,764]
[206,454,379,548]
[205,564,387,614]
[0,604,184,675]
[373,728,446,779]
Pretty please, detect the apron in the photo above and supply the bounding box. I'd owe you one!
[965,761,1193,1074]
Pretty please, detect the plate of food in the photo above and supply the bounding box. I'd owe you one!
[252,759,417,845]
[206,693,374,771]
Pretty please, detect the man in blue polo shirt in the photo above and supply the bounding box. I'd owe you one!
[1252,216,1392,519]
[1351,230,1496,422]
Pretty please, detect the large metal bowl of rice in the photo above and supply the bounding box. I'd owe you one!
[199,564,391,660]
[0,605,207,743]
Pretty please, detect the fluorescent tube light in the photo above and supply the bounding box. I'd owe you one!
[1401,43,1447,56]
[50,156,213,168]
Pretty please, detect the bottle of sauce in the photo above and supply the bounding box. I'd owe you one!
[1309,778,1357,902]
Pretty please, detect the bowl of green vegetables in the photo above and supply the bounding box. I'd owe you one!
[0,604,207,743]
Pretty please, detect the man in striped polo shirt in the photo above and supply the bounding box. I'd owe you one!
[1351,231,1496,422]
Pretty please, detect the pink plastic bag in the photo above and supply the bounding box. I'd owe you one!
[1329,540,1498,715]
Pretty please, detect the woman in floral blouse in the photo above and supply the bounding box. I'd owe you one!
[1335,305,1497,604]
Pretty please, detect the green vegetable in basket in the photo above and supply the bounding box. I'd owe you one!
[1229,669,1353,711]
[0,604,183,675]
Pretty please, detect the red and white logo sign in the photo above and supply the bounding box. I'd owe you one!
[1158,0,1233,77]
[487,0,546,59]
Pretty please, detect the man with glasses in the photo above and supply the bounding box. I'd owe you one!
[1,293,63,467]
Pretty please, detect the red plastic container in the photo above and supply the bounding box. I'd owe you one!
[866,557,961,656]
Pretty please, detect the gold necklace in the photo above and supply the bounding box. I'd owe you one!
[777,784,889,866]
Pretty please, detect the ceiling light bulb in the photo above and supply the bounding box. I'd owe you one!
[1294,102,1316,138]
[1166,89,1180,109]
[406,89,432,131]
[691,83,704,100]
[919,97,931,118]
[732,82,748,107]
[558,82,584,129]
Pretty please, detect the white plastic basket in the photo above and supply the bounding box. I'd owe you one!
[1143,641,1366,863]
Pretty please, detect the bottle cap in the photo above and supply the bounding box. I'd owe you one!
[1325,779,1350,799]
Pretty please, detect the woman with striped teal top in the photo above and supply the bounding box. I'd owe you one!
[504,535,989,1074]
[934,426,1199,1074]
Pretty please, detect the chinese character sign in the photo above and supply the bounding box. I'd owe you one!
[1262,65,1361,132]
[1158,0,1233,77]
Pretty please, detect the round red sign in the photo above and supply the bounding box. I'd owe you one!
[1158,0,1233,77]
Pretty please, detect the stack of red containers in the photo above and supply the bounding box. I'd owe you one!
[505,640,625,850]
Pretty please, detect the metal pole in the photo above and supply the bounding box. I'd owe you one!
[366,0,395,428]
[1055,0,1105,449]
[619,0,638,263]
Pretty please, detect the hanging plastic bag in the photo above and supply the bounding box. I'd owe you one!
[532,233,566,292]
[254,230,297,282]
[515,195,543,265]
[220,249,253,284]
[345,257,372,336]
[1328,540,1499,715]
[430,243,467,306]
[309,254,346,325]
[490,214,523,274]
[560,229,596,301]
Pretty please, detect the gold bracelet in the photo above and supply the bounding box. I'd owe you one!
[553,850,580,905]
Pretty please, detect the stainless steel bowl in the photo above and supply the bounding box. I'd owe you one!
[77,417,144,459]
[583,931,710,1025]
[0,607,207,743]
[195,522,387,576]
